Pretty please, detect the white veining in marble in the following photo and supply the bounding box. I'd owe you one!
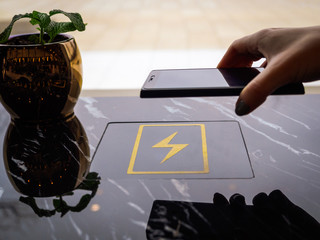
[130,219,147,229]
[121,234,133,240]
[170,98,193,110]
[89,144,96,154]
[300,149,320,159]
[107,178,130,196]
[65,137,91,163]
[138,180,156,201]
[263,160,311,182]
[163,105,189,116]
[252,149,263,159]
[11,157,27,172]
[50,234,58,240]
[24,138,41,146]
[271,109,311,130]
[8,171,26,184]
[173,217,198,236]
[299,164,320,175]
[163,224,187,238]
[171,179,191,198]
[81,98,109,119]
[247,127,301,155]
[62,145,81,165]
[160,184,173,200]
[110,226,117,240]
[249,114,298,138]
[269,155,277,163]
[186,203,212,228]
[190,97,238,121]
[190,98,303,156]
[68,215,83,236]
[127,202,145,215]
[44,200,55,231]
[299,194,320,210]
[88,132,101,143]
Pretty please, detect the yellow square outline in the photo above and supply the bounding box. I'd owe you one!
[127,124,209,174]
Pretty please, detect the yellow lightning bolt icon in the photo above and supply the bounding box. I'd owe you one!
[152,132,189,164]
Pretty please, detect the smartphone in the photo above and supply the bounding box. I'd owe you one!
[140,68,305,98]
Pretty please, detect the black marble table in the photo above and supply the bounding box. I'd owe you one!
[1,95,320,239]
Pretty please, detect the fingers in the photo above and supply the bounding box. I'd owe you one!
[217,32,265,68]
[235,61,292,116]
[213,192,229,206]
[219,27,320,115]
[269,190,320,236]
[229,193,246,207]
[217,31,276,116]
[217,44,255,68]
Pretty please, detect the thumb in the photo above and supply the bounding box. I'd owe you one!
[235,66,288,116]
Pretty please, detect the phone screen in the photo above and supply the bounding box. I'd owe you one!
[140,67,304,98]
[146,68,263,89]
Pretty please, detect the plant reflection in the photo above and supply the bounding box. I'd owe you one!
[2,115,100,217]
[19,171,101,217]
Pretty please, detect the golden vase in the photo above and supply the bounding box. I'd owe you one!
[0,33,82,122]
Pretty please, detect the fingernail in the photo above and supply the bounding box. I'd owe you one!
[252,192,268,207]
[235,99,250,116]
[230,193,246,206]
[213,192,229,206]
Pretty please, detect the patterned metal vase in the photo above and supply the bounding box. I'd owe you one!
[0,33,82,122]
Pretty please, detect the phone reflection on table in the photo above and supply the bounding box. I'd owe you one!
[146,190,320,240]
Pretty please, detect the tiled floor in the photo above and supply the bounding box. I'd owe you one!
[1,0,320,93]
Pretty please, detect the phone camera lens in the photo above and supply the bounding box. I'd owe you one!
[149,75,155,82]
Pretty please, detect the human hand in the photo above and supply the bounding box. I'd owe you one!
[218,26,320,115]
[213,190,320,240]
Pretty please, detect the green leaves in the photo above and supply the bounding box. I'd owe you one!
[0,9,86,44]
[20,196,56,217]
[45,22,76,43]
[49,10,86,31]
[18,172,101,218]
[30,11,51,28]
[45,10,87,43]
[0,13,32,44]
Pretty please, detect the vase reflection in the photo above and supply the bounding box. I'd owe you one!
[3,115,90,197]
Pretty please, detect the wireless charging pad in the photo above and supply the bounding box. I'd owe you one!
[94,121,254,179]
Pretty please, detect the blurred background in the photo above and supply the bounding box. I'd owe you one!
[1,0,320,95]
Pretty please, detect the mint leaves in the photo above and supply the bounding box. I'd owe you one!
[0,13,33,44]
[0,10,86,44]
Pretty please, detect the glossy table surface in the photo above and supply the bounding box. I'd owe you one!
[1,95,320,239]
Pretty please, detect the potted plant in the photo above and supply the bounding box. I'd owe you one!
[0,10,91,198]
[0,10,86,122]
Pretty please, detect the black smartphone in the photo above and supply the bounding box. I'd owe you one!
[140,68,305,98]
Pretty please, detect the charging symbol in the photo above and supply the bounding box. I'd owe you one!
[152,132,189,164]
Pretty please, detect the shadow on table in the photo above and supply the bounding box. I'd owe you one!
[146,190,320,240]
